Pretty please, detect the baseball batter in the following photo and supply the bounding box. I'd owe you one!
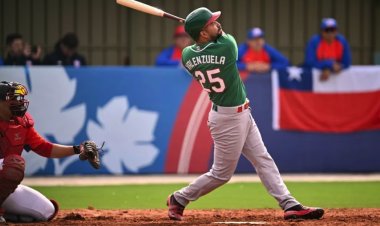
[167,7,324,221]
[0,81,101,224]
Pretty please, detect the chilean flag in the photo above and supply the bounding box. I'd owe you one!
[272,66,380,133]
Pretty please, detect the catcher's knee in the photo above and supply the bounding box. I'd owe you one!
[2,185,58,223]
[12,199,58,222]
[47,199,59,221]
[1,155,25,183]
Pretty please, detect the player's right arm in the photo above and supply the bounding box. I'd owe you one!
[181,47,195,76]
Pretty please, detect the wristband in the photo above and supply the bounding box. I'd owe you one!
[73,145,81,154]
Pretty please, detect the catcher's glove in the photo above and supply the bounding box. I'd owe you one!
[73,141,104,169]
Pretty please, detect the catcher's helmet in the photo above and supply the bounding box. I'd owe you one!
[0,81,29,117]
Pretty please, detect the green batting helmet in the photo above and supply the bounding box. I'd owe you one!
[184,7,221,41]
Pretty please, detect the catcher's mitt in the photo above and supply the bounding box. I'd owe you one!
[74,141,103,169]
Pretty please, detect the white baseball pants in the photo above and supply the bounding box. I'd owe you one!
[174,108,300,210]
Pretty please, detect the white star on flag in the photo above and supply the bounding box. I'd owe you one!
[287,67,303,82]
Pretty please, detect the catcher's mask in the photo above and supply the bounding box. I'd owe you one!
[0,81,29,117]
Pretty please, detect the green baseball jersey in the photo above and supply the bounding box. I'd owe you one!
[182,33,247,107]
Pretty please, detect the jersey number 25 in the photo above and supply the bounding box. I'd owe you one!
[194,68,226,93]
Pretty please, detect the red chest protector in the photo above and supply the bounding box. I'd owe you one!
[242,48,271,64]
[316,39,343,61]
[0,113,34,158]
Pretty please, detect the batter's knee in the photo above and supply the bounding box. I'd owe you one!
[208,168,234,183]
[1,155,25,183]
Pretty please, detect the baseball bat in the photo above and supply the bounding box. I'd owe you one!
[116,0,185,23]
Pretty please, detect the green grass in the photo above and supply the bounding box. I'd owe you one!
[32,182,380,210]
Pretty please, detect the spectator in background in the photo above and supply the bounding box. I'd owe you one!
[237,28,289,73]
[4,33,42,66]
[43,32,86,66]
[305,18,351,81]
[0,57,3,66]
[155,25,192,66]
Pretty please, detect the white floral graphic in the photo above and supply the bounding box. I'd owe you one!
[87,96,159,174]
[26,67,86,175]
[27,67,86,144]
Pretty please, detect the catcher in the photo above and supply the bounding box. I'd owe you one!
[0,81,101,224]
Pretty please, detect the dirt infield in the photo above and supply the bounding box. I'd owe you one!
[8,208,380,226]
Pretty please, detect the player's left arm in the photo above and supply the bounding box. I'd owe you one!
[50,144,77,158]
[25,127,101,169]
[24,126,74,158]
[266,44,290,70]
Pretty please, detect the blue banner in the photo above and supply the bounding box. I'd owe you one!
[1,66,379,175]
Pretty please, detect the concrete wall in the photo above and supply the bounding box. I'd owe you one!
[0,0,377,65]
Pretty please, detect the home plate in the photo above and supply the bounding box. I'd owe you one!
[212,222,267,225]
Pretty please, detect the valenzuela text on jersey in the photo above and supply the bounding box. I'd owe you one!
[185,55,226,70]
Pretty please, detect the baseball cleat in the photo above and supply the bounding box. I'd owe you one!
[0,216,5,224]
[284,205,324,220]
[0,209,5,224]
[166,194,185,221]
